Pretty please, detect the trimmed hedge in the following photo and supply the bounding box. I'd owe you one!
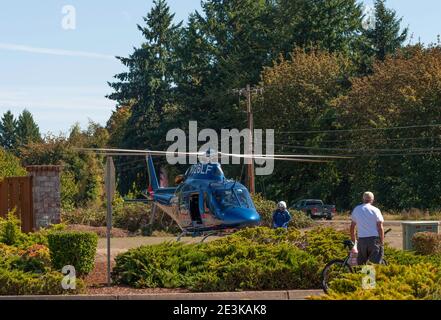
[47,231,98,276]
[412,232,441,255]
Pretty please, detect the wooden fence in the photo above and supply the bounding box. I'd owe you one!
[0,176,34,232]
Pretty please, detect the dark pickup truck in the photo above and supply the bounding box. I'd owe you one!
[291,199,336,220]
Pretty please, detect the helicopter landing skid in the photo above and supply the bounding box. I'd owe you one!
[176,229,236,242]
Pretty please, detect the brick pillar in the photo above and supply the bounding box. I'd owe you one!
[26,165,62,229]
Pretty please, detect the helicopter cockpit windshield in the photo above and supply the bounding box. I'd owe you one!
[213,186,255,210]
[234,187,255,209]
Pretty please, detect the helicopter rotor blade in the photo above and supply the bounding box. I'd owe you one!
[219,152,351,159]
[257,157,329,163]
[218,154,329,163]
[76,148,350,161]
[75,148,204,156]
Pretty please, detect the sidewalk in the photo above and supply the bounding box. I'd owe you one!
[0,290,323,300]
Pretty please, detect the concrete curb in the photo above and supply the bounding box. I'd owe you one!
[322,220,441,226]
[0,290,323,301]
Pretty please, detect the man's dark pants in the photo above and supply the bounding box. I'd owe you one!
[357,236,384,265]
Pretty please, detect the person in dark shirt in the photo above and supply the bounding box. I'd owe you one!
[272,201,292,229]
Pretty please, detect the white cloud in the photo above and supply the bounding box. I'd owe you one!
[0,43,116,60]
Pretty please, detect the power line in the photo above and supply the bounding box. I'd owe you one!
[369,152,441,157]
[275,136,441,144]
[275,123,441,134]
[271,143,441,153]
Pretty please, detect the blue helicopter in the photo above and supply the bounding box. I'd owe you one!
[145,151,261,238]
[83,148,344,238]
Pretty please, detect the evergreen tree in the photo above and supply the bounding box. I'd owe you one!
[272,0,364,56]
[16,109,41,147]
[108,0,182,194]
[0,110,18,150]
[108,0,181,139]
[364,0,408,61]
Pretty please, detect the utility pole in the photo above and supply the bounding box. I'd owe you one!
[105,156,115,287]
[232,85,264,194]
[246,84,255,194]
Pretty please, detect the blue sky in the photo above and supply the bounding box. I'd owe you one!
[0,0,440,135]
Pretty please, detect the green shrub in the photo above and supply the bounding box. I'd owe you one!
[0,243,20,269]
[61,206,106,227]
[303,227,349,262]
[0,211,22,245]
[315,263,441,300]
[60,171,78,211]
[112,240,322,291]
[14,244,52,273]
[228,227,302,244]
[47,231,98,276]
[252,194,275,227]
[62,202,179,234]
[192,242,322,292]
[0,242,53,273]
[114,202,179,235]
[113,203,150,232]
[0,212,49,248]
[251,194,314,229]
[384,246,424,265]
[0,148,27,179]
[290,210,315,229]
[112,226,441,296]
[112,227,325,291]
[0,268,85,295]
[412,232,441,255]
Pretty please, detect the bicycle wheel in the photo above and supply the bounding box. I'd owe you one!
[321,259,353,294]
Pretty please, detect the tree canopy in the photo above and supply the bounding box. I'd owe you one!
[0,147,27,180]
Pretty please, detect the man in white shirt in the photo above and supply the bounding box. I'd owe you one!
[350,192,385,265]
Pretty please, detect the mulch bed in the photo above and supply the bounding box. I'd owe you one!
[86,286,189,295]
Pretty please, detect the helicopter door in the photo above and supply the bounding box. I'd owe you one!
[189,193,203,224]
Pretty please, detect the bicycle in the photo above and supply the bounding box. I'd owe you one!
[321,228,392,294]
